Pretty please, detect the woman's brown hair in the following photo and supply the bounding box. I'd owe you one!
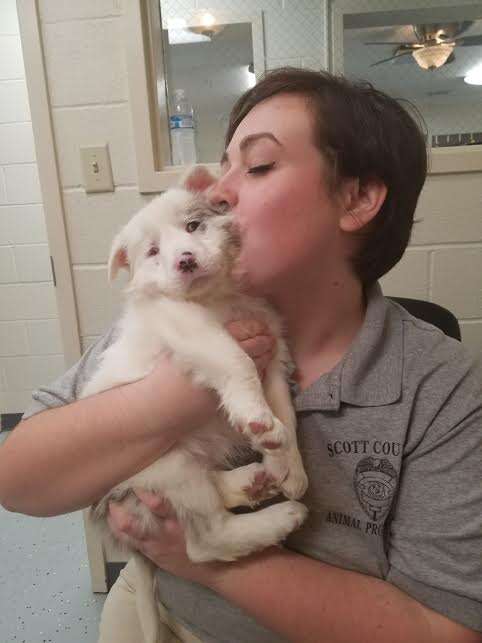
[225,67,428,286]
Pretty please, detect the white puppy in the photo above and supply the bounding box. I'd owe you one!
[81,167,308,642]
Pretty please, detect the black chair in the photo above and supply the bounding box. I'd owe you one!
[388,297,461,341]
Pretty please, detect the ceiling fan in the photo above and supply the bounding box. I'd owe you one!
[366,22,482,70]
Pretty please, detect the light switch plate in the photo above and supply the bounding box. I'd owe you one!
[81,144,114,193]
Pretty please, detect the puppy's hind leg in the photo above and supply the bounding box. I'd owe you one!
[185,500,308,563]
[166,466,307,563]
[262,362,308,501]
[212,463,280,509]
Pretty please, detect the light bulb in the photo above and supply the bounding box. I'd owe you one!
[200,12,216,28]
[464,63,482,85]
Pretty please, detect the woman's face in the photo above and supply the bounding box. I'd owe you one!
[208,93,345,296]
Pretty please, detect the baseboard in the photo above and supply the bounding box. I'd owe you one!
[1,413,23,432]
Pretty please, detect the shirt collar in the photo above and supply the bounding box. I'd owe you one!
[290,283,403,412]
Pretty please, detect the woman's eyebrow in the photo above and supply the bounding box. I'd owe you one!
[220,132,282,165]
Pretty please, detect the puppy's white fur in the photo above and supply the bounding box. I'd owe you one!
[81,167,308,642]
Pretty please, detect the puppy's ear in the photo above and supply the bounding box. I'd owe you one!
[107,233,129,282]
[180,165,217,193]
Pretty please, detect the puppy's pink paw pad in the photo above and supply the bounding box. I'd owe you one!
[242,471,278,503]
[261,440,282,450]
[249,421,270,435]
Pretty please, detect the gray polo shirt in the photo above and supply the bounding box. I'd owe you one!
[23,283,482,640]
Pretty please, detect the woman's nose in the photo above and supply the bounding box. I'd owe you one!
[207,177,238,210]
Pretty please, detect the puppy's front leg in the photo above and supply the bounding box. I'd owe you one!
[262,361,309,500]
[159,302,290,461]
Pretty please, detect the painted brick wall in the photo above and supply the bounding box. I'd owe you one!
[0,0,64,416]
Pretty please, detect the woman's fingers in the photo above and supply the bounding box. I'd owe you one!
[107,494,180,553]
[107,501,145,543]
[241,335,275,358]
[243,336,275,379]
[133,488,174,518]
[225,319,276,379]
[108,493,173,535]
[225,319,268,340]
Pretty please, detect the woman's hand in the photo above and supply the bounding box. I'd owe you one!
[225,318,276,381]
[107,490,224,587]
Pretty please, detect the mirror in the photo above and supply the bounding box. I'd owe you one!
[154,5,264,166]
[339,4,482,149]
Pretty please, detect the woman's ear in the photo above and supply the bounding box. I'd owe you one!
[108,232,129,282]
[180,165,218,193]
[339,177,388,233]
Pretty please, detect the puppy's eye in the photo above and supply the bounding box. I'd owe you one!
[186,221,201,233]
[147,246,159,257]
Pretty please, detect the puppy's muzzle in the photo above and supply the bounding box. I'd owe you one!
[178,251,198,273]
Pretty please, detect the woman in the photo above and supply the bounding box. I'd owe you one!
[1,68,481,642]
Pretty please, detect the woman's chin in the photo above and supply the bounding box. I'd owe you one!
[231,254,275,296]
[236,271,268,297]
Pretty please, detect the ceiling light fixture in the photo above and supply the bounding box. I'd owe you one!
[189,10,225,38]
[167,17,211,44]
[412,43,454,70]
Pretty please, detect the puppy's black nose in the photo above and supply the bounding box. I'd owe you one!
[178,253,198,272]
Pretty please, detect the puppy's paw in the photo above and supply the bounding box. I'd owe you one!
[242,467,281,506]
[280,467,309,500]
[282,500,309,532]
[238,415,288,453]
[266,500,308,540]
[263,453,290,486]
[235,408,272,435]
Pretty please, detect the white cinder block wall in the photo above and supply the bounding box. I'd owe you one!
[11,0,482,406]
[0,0,64,416]
[379,171,482,355]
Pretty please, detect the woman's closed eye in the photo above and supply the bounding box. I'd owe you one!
[247,162,275,175]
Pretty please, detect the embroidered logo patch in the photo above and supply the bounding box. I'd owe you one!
[354,457,398,522]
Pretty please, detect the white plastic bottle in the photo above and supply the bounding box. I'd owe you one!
[169,89,197,165]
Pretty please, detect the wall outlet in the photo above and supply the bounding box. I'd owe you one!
[80,144,114,193]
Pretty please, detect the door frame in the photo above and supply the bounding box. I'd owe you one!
[16,0,81,366]
[16,0,108,591]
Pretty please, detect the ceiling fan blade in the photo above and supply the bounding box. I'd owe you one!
[364,41,413,45]
[370,51,413,67]
[453,34,482,46]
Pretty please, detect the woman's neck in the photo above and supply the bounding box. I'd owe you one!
[268,272,366,391]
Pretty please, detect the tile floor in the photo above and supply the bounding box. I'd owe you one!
[0,432,107,643]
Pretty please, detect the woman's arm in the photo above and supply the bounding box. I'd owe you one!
[0,357,218,517]
[0,319,274,518]
[205,547,481,643]
[110,493,481,643]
